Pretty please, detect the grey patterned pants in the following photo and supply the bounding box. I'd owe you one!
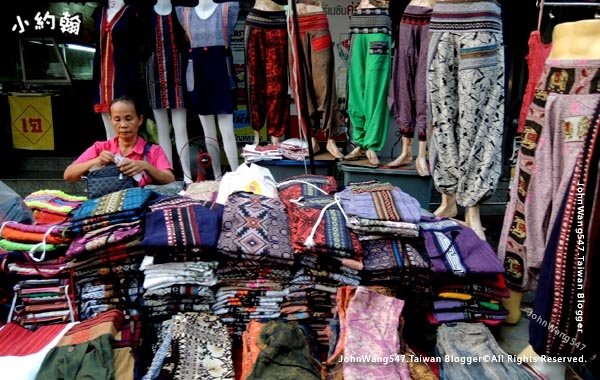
[428,30,505,207]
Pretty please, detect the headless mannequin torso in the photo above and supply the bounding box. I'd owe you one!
[100,0,126,139]
[151,0,192,183]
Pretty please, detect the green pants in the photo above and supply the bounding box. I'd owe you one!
[348,33,392,152]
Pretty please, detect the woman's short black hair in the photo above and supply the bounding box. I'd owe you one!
[109,96,139,116]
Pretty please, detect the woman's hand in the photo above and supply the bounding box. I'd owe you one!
[97,150,115,166]
[118,159,148,177]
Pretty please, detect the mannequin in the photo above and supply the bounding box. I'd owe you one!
[93,0,144,139]
[246,0,289,146]
[176,0,240,179]
[344,0,393,165]
[100,0,126,139]
[427,0,505,241]
[147,0,191,182]
[388,0,434,176]
[289,1,344,159]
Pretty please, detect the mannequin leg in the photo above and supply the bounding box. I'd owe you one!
[271,135,281,145]
[434,193,458,218]
[216,114,239,172]
[388,137,413,167]
[152,109,174,166]
[416,140,429,176]
[503,289,523,325]
[326,138,344,159]
[101,113,116,140]
[199,114,222,179]
[171,109,191,183]
[344,146,364,160]
[465,205,486,240]
[253,130,261,145]
[311,137,321,154]
[365,149,380,165]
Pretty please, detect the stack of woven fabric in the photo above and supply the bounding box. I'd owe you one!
[419,217,509,325]
[9,278,76,327]
[140,195,223,329]
[213,191,293,335]
[23,190,86,225]
[279,175,361,351]
[66,188,156,351]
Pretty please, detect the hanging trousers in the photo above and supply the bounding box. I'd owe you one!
[347,8,392,152]
[245,9,289,138]
[498,60,600,290]
[427,0,504,207]
[390,5,431,141]
[289,11,340,138]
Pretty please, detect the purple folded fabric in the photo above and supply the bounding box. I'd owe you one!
[420,217,504,275]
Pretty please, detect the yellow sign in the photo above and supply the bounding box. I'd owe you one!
[9,95,54,150]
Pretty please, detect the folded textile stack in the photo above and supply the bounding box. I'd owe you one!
[9,278,76,328]
[419,217,509,325]
[278,138,309,161]
[338,181,421,240]
[140,196,223,335]
[429,274,510,326]
[69,188,155,233]
[212,262,291,336]
[67,220,145,321]
[241,144,283,163]
[140,256,217,320]
[213,191,294,335]
[23,189,86,225]
[0,221,71,277]
[279,176,362,353]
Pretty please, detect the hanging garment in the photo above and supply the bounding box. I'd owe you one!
[347,8,392,152]
[288,11,341,138]
[530,100,600,357]
[498,59,600,290]
[146,12,185,110]
[524,94,600,274]
[93,5,145,113]
[245,9,289,138]
[176,4,238,115]
[517,31,552,134]
[427,0,504,207]
[390,5,431,141]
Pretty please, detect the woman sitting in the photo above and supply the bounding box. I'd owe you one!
[64,96,175,186]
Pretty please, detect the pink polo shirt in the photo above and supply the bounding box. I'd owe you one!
[74,136,172,187]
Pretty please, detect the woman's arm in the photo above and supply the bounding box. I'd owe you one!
[63,150,115,182]
[118,159,175,184]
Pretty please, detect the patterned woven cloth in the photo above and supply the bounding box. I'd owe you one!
[217,192,294,265]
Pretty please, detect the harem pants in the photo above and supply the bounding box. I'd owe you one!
[245,9,289,138]
[427,0,505,207]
